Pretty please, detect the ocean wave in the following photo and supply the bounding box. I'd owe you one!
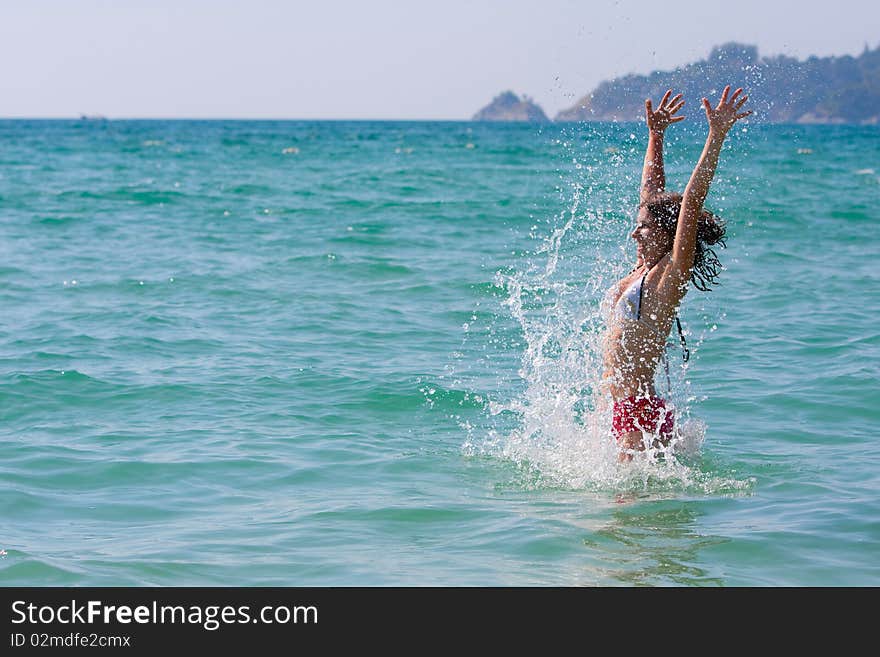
[0,554,83,585]
[51,188,191,205]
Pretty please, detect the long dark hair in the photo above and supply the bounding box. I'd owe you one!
[641,192,727,291]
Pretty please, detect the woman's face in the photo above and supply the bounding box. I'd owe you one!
[631,208,672,263]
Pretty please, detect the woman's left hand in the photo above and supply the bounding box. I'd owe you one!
[703,85,752,137]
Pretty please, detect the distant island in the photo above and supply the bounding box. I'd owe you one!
[477,43,880,124]
[472,91,549,122]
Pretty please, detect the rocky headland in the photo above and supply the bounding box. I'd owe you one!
[476,43,880,124]
[472,91,549,122]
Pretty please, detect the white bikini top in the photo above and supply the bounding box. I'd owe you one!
[601,267,650,323]
[615,270,648,321]
[603,266,690,362]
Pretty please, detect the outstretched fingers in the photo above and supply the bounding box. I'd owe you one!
[646,90,688,130]
[704,85,752,133]
[732,90,751,120]
[669,99,686,123]
[664,92,683,109]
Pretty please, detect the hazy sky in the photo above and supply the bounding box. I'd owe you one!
[1,0,876,119]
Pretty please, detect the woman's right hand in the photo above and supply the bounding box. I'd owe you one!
[645,89,685,134]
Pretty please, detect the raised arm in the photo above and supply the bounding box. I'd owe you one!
[640,90,685,203]
[668,85,750,284]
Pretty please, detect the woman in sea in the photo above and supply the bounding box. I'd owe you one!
[603,85,751,461]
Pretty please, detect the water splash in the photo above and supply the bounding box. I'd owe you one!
[459,140,752,496]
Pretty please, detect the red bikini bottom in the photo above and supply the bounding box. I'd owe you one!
[612,395,675,444]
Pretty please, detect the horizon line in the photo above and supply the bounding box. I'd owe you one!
[0,116,876,127]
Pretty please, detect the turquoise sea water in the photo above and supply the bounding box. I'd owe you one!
[0,119,877,586]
